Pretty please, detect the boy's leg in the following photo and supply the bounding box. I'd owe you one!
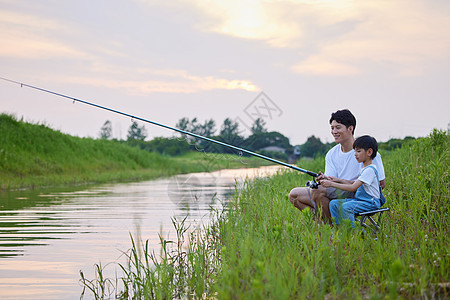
[330,199,353,225]
[329,200,339,224]
[341,199,380,225]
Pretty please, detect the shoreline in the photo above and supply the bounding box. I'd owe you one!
[1,153,275,192]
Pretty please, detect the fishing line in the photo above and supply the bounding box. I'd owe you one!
[0,76,319,178]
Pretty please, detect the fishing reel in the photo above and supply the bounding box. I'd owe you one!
[305,178,319,189]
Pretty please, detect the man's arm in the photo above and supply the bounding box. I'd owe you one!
[324,148,338,179]
[373,154,386,183]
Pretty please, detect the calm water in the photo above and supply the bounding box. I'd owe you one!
[0,166,280,299]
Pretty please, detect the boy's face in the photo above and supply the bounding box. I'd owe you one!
[354,147,372,163]
[330,120,353,144]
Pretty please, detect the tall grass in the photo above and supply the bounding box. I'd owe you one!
[0,114,269,190]
[81,130,449,299]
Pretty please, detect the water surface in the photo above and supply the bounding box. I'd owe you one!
[0,166,280,299]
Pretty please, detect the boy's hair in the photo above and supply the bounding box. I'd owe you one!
[353,135,378,159]
[329,109,356,135]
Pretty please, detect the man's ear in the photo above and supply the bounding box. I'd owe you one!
[348,125,354,134]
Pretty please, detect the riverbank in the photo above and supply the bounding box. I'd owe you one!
[0,114,271,191]
[82,129,449,298]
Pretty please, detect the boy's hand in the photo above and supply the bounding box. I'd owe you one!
[320,179,333,188]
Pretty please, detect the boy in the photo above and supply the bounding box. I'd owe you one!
[320,135,385,226]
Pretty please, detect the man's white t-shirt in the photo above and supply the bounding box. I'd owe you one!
[358,164,381,199]
[324,144,385,182]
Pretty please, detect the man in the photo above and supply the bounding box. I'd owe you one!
[288,109,385,222]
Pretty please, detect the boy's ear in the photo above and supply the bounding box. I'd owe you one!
[367,148,373,156]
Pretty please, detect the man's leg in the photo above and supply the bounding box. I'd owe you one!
[288,187,315,211]
[312,187,332,223]
[289,186,332,222]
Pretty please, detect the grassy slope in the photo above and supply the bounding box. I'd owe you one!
[213,129,449,298]
[92,130,448,299]
[0,114,269,190]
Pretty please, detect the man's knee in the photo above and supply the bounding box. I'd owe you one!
[288,188,300,204]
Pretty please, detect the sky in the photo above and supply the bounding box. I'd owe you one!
[1,0,449,146]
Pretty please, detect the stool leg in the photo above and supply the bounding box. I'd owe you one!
[377,212,385,228]
[359,215,368,236]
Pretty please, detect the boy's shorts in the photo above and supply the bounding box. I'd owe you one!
[326,187,355,200]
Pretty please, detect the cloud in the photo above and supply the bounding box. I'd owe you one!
[140,0,303,48]
[196,0,302,48]
[4,0,448,83]
[292,56,360,76]
[291,1,450,76]
[0,5,258,94]
[153,0,449,76]
[53,69,259,94]
[0,10,92,60]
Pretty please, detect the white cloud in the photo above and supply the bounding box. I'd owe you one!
[292,56,360,76]
[0,10,91,60]
[154,0,450,76]
[154,0,303,48]
[0,6,258,94]
[51,69,259,94]
[291,0,450,76]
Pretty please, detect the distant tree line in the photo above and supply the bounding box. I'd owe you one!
[98,119,416,161]
[98,117,294,160]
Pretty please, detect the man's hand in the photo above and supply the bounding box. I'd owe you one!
[326,176,338,182]
[316,171,327,182]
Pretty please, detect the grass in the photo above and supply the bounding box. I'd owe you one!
[0,114,270,190]
[80,129,449,299]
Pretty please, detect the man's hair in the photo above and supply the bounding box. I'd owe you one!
[329,109,356,135]
[353,135,378,159]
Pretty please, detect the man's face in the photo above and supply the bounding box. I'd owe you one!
[330,120,353,144]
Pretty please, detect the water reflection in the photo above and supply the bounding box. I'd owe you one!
[0,166,280,299]
[0,188,99,258]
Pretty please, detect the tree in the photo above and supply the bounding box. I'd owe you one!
[99,120,112,140]
[127,121,147,141]
[215,118,244,153]
[176,117,216,137]
[219,118,240,138]
[176,117,189,131]
[175,117,216,145]
[251,117,267,134]
[300,135,326,157]
[199,119,216,137]
[245,131,292,152]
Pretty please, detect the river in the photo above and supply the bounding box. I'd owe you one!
[0,166,280,299]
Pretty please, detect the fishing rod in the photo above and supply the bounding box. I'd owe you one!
[0,77,319,179]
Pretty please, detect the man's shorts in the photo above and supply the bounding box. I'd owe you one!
[326,187,355,200]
